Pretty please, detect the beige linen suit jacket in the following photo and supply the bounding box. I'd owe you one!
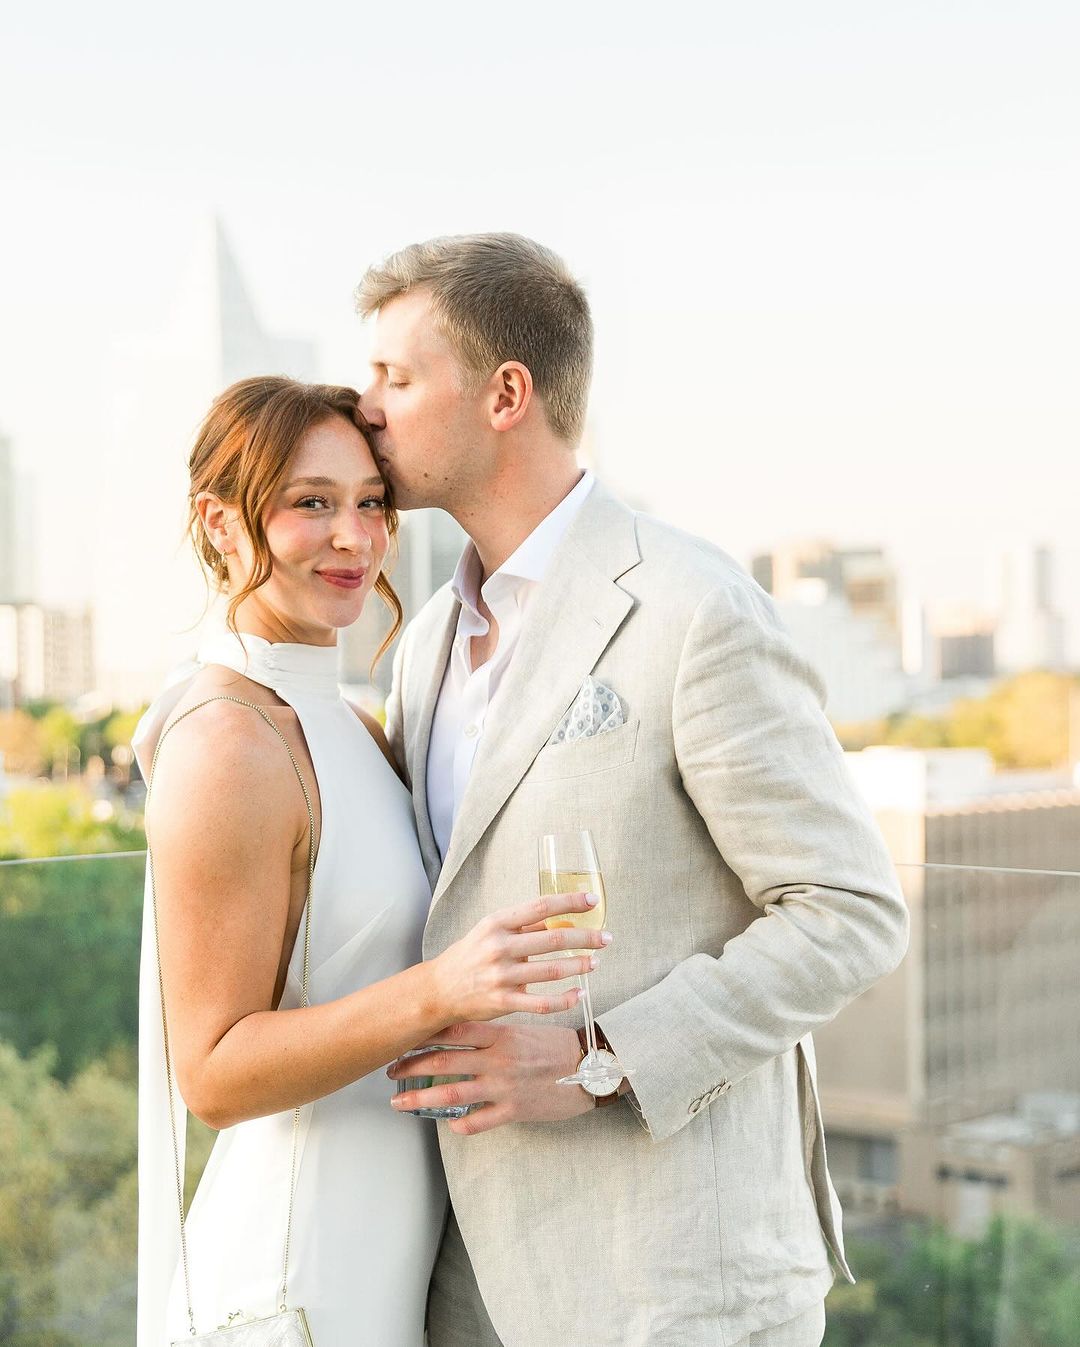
[385,482,909,1347]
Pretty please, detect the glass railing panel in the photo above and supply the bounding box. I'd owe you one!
[818,862,1080,1345]
[4,853,1078,1344]
[0,851,214,1347]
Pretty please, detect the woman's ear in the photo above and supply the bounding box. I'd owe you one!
[194,490,232,554]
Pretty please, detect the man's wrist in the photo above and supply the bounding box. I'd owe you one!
[575,1025,630,1106]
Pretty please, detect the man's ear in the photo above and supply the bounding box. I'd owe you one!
[487,361,533,432]
[194,490,232,553]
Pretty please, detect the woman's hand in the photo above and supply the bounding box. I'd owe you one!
[429,892,610,1023]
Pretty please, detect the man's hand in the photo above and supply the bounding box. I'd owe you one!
[387,1020,592,1135]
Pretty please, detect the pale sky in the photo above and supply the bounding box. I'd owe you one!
[2,0,1078,657]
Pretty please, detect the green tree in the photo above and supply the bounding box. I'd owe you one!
[103,707,146,786]
[0,1040,213,1347]
[0,781,144,859]
[826,1217,1080,1347]
[38,707,81,778]
[0,709,45,776]
[0,852,144,1079]
[103,708,145,756]
[948,672,1076,770]
[844,672,1080,770]
[0,1044,72,1346]
[0,1042,139,1347]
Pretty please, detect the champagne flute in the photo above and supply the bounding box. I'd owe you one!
[537,829,631,1090]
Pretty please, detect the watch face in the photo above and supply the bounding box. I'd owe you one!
[581,1049,621,1097]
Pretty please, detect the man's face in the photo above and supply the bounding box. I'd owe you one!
[360,290,487,511]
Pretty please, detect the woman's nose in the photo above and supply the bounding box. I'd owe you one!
[334,516,375,554]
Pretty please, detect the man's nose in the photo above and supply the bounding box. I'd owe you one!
[358,387,386,429]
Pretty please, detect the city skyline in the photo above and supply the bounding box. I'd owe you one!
[2,2,1078,676]
[2,210,1076,695]
[0,208,1074,707]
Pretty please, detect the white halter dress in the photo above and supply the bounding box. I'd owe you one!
[133,631,446,1347]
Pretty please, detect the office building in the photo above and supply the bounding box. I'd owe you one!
[996,546,1067,673]
[753,542,907,723]
[0,603,95,705]
[814,747,1080,1234]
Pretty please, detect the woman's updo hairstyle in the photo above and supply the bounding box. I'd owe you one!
[187,376,402,664]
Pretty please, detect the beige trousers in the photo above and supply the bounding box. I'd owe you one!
[428,1209,827,1347]
[733,1300,826,1346]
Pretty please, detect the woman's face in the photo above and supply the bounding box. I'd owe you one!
[228,414,391,645]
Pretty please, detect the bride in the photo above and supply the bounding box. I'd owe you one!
[133,376,606,1346]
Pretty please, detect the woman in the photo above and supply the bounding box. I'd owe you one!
[133,377,604,1346]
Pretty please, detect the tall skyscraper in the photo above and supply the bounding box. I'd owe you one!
[0,431,14,600]
[0,430,36,604]
[96,219,317,702]
[996,545,1067,673]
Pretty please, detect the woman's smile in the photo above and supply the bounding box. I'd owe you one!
[317,567,367,590]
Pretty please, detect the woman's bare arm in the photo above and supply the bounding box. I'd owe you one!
[146,700,603,1130]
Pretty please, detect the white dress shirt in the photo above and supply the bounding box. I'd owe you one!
[427,471,595,860]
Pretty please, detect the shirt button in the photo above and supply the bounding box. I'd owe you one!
[464,724,480,739]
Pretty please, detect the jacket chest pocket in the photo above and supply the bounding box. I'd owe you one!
[525,719,640,783]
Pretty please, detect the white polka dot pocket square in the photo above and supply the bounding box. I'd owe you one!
[548,676,625,745]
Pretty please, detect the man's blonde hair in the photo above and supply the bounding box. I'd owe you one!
[356,232,593,444]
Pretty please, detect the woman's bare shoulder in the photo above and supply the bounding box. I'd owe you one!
[147,678,298,827]
[177,663,283,708]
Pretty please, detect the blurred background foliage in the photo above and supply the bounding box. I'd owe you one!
[836,671,1079,769]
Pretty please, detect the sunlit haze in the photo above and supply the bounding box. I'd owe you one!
[2,0,1078,690]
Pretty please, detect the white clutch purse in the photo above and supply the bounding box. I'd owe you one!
[185,1308,314,1347]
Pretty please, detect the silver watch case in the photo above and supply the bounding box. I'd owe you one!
[579,1048,622,1097]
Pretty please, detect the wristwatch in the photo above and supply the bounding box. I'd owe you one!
[575,1025,624,1107]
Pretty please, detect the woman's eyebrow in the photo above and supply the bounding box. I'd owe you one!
[282,475,384,489]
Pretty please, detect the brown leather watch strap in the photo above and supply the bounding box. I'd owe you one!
[576,1026,624,1107]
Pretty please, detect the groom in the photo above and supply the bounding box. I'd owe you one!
[358,233,908,1347]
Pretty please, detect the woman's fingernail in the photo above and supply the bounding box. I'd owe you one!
[585,892,600,906]
[600,931,613,945]
[589,956,599,971]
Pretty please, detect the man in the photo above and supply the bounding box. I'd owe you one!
[357,233,908,1347]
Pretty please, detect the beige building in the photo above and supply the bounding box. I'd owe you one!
[815,748,1080,1233]
[751,542,908,723]
[0,602,95,706]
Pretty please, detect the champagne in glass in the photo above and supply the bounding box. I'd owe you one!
[537,830,631,1091]
[537,869,606,953]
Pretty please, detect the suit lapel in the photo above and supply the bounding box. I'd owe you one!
[406,590,458,889]
[431,484,640,906]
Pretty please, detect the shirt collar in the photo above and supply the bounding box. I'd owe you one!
[451,470,595,616]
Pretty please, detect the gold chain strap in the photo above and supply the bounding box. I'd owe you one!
[146,695,317,1336]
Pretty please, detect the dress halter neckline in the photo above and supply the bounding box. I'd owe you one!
[195,629,341,701]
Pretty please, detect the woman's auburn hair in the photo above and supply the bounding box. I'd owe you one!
[187,376,403,668]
